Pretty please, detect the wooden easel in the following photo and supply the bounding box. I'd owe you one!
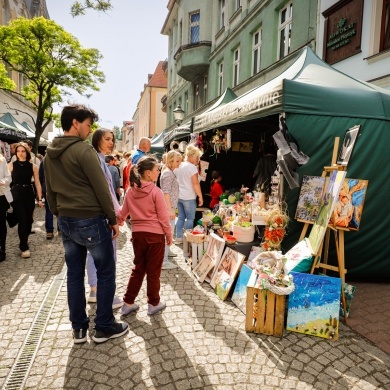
[297,137,349,324]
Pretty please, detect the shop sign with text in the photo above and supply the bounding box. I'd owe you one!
[323,0,363,64]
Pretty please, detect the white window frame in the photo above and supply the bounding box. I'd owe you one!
[278,1,293,60]
[252,28,262,75]
[189,11,200,44]
[236,0,242,10]
[218,62,224,95]
[220,0,225,29]
[233,47,240,87]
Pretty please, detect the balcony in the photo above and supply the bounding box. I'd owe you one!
[174,41,212,82]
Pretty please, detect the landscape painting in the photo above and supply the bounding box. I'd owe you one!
[231,264,254,313]
[286,272,342,340]
[295,176,326,223]
[308,170,347,254]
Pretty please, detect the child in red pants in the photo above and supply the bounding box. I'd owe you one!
[117,155,172,316]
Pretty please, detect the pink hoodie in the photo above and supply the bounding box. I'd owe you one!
[118,181,172,240]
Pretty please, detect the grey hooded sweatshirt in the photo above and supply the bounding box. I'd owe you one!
[44,136,116,225]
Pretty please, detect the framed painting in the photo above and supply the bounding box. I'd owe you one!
[286,272,342,340]
[246,246,264,269]
[336,125,361,167]
[231,264,254,313]
[330,178,368,231]
[210,247,246,300]
[232,142,253,153]
[308,170,347,254]
[193,233,225,283]
[295,175,326,223]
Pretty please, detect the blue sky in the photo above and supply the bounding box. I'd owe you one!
[45,0,168,131]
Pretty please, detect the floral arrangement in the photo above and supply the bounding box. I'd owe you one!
[210,129,228,155]
[251,251,294,295]
[261,207,289,251]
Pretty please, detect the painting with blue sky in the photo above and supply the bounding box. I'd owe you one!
[286,272,342,340]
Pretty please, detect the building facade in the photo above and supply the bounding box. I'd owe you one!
[0,0,52,144]
[131,61,168,147]
[162,0,318,133]
[317,0,390,90]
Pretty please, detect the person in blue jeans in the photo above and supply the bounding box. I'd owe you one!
[44,104,128,344]
[174,145,203,242]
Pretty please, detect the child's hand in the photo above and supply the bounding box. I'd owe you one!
[166,236,173,246]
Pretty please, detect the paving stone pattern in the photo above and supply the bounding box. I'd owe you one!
[0,208,389,389]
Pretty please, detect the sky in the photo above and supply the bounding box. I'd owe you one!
[45,0,169,133]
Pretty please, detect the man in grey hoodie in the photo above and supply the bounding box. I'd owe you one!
[44,104,128,344]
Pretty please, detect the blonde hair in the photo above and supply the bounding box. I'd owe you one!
[165,150,182,170]
[185,144,202,161]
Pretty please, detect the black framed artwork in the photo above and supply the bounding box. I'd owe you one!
[337,125,361,167]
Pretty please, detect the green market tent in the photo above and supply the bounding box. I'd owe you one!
[150,131,164,160]
[164,87,238,146]
[194,46,390,277]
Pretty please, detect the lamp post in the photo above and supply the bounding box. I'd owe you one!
[173,104,185,126]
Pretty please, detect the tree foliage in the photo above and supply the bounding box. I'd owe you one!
[0,17,105,152]
[71,1,113,17]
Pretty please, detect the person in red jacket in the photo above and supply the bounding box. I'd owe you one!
[209,170,224,209]
[122,155,132,194]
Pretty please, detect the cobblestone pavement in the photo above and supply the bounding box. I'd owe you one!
[0,207,389,389]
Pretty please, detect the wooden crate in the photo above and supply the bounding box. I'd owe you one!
[245,287,285,337]
[184,231,207,244]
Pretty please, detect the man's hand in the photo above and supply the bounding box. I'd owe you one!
[198,198,203,206]
[109,224,120,239]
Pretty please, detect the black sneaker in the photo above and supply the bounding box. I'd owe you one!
[92,322,129,344]
[73,328,87,344]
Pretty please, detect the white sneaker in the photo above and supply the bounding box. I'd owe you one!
[121,303,139,316]
[147,301,166,315]
[21,250,31,258]
[112,295,123,310]
[162,260,177,270]
[168,250,177,257]
[174,237,183,244]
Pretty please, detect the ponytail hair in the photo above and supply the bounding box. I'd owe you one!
[130,155,159,188]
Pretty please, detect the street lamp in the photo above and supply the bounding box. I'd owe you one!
[173,104,185,126]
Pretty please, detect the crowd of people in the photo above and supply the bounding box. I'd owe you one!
[0,104,205,345]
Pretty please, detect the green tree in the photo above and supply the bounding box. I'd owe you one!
[71,1,112,17]
[0,17,105,153]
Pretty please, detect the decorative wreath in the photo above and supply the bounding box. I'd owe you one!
[170,140,180,150]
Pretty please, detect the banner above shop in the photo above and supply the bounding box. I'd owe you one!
[193,46,390,133]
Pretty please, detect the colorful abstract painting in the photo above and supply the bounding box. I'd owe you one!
[286,272,342,340]
[231,264,254,313]
[308,170,347,254]
[295,175,326,223]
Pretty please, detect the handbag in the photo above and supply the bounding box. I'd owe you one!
[6,209,18,228]
[273,117,309,170]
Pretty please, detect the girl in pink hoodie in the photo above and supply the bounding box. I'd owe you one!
[118,155,172,316]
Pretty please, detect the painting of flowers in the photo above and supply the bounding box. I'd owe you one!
[286,272,342,340]
[295,176,326,223]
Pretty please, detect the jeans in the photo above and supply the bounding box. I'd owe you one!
[87,238,116,287]
[176,199,196,238]
[58,215,116,331]
[164,217,176,261]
